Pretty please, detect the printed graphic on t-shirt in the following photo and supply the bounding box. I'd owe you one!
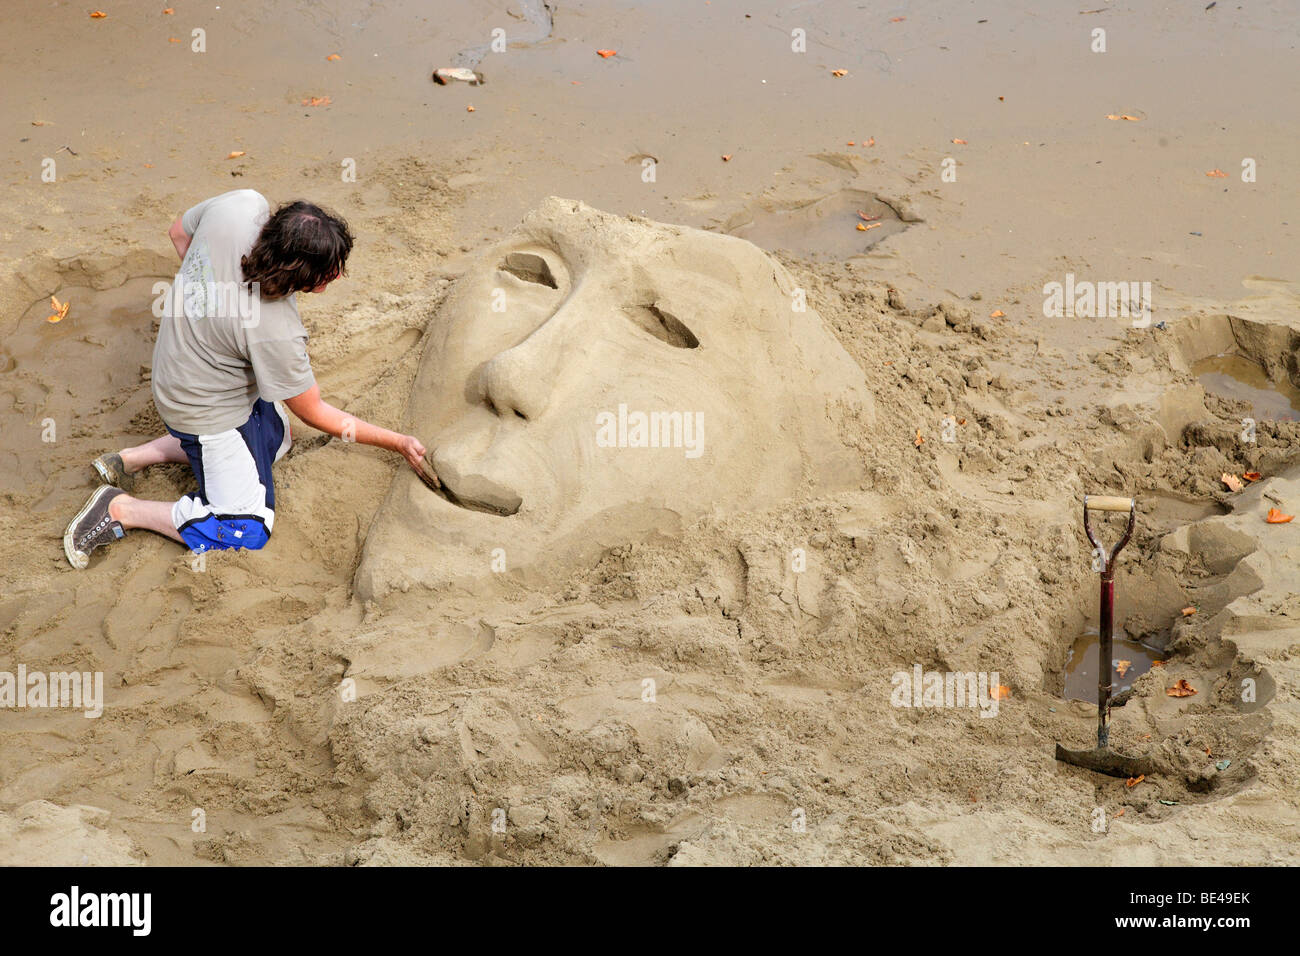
[181,240,215,321]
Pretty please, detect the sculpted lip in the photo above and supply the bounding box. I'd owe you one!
[430,448,523,516]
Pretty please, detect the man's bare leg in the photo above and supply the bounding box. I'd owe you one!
[108,495,185,544]
[119,434,187,473]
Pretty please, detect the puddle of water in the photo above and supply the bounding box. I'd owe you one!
[728,189,907,259]
[1064,626,1162,704]
[1192,353,1300,421]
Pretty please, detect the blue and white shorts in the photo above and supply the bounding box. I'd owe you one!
[167,399,292,553]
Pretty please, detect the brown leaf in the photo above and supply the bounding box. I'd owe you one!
[1221,473,1243,492]
[1243,471,1262,482]
[1125,774,1145,788]
[952,138,968,144]
[1114,660,1132,677]
[1266,507,1294,523]
[890,16,906,22]
[1114,808,1126,818]
[46,295,70,324]
[226,150,245,159]
[831,69,847,77]
[991,309,1005,317]
[1181,606,1197,616]
[866,136,875,146]
[914,428,925,447]
[163,7,174,13]
[31,120,52,127]
[301,96,332,107]
[856,210,880,221]
[1106,114,1143,121]
[721,154,732,162]
[466,104,475,112]
[1167,679,1197,698]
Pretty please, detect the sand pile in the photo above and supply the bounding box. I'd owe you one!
[2,190,1298,865]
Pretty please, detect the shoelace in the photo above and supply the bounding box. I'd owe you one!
[79,514,116,549]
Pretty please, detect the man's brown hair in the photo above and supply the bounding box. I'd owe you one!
[241,200,354,300]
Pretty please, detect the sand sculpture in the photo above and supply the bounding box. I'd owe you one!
[355,198,874,599]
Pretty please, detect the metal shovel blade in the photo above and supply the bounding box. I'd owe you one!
[1055,743,1156,779]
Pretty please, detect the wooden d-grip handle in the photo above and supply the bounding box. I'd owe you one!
[1084,495,1134,513]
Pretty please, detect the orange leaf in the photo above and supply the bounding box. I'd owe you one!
[991,309,1005,317]
[90,10,107,18]
[721,154,732,162]
[1115,660,1132,677]
[169,37,179,42]
[957,418,966,425]
[914,428,925,447]
[326,53,341,61]
[866,136,875,146]
[1266,508,1294,523]
[1181,606,1197,616]
[856,222,867,231]
[226,150,245,159]
[1167,679,1197,698]
[162,7,174,13]
[46,295,70,324]
[301,96,331,107]
[1115,808,1126,818]
[466,104,475,112]
[952,138,968,144]
[831,69,847,77]
[1126,774,1145,788]
[143,162,154,168]
[847,141,855,146]
[1106,114,1142,121]
[31,120,51,126]
[1221,473,1243,492]
[1150,660,1164,668]
[1206,169,1227,178]
[596,49,617,58]
[991,684,1011,700]
[890,16,906,22]
[1243,471,1262,482]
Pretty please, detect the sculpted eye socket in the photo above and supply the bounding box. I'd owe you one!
[498,252,558,288]
[623,303,700,349]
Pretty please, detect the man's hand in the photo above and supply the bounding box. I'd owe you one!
[284,385,432,480]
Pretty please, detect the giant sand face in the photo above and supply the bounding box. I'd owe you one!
[355,198,873,599]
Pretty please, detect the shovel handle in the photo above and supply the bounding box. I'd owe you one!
[1085,495,1134,513]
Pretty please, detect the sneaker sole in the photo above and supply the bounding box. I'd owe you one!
[63,485,116,570]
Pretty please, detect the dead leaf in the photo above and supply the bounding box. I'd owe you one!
[1106,114,1143,121]
[957,418,967,425]
[301,96,332,107]
[466,104,475,112]
[226,150,245,159]
[326,53,341,61]
[847,141,855,146]
[866,136,875,146]
[991,685,1011,700]
[1266,507,1294,523]
[31,120,52,127]
[952,138,968,144]
[1115,660,1132,677]
[991,309,1005,318]
[1221,473,1243,492]
[856,210,880,222]
[831,69,847,77]
[857,221,882,231]
[90,10,107,18]
[914,428,925,447]
[856,223,867,231]
[596,49,617,58]
[1243,471,1262,482]
[1150,660,1164,668]
[1181,606,1197,616]
[1126,774,1145,788]
[169,37,180,42]
[1206,169,1227,178]
[1115,808,1126,818]
[1167,679,1198,698]
[143,162,154,168]
[721,154,732,162]
[46,295,70,324]
[163,7,174,13]
[890,16,906,22]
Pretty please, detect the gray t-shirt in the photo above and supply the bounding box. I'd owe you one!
[151,189,316,435]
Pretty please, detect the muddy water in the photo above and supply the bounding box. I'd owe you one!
[1192,354,1300,421]
[1064,626,1162,704]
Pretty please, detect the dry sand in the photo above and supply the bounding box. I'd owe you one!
[1,1,1298,865]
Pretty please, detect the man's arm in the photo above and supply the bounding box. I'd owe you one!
[168,216,191,261]
[283,384,428,473]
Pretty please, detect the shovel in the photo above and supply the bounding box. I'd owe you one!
[1055,495,1157,778]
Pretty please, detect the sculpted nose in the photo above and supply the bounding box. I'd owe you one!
[477,307,577,421]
